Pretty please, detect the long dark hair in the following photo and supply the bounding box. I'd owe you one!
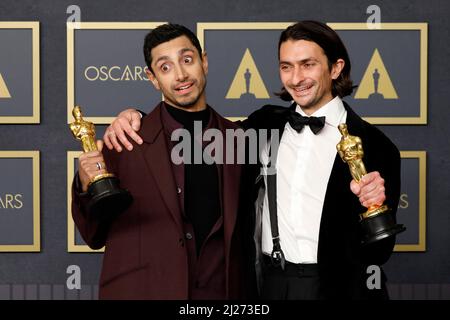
[276,21,354,101]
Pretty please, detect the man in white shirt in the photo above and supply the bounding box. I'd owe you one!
[242,21,400,299]
[101,21,400,300]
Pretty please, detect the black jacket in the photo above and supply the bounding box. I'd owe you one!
[238,101,401,299]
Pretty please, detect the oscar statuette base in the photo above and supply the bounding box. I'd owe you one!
[87,175,133,221]
[360,206,406,246]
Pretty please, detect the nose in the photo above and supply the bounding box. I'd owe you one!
[174,63,188,82]
[291,66,305,86]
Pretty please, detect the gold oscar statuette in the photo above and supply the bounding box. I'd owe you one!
[69,106,132,220]
[337,123,405,245]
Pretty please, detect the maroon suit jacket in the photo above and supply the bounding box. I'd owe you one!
[72,103,245,299]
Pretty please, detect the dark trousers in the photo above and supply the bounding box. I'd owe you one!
[261,255,322,300]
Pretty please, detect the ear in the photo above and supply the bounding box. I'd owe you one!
[331,58,345,80]
[146,69,160,91]
[201,52,208,76]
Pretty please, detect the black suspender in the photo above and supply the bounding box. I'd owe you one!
[267,172,286,270]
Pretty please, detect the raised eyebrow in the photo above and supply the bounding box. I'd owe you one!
[179,48,195,56]
[154,55,170,66]
[154,48,196,66]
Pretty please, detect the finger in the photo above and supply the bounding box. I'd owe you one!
[359,181,380,197]
[350,180,361,196]
[78,165,107,191]
[79,154,104,163]
[79,150,102,159]
[103,129,113,150]
[362,193,386,208]
[130,111,142,132]
[359,183,384,199]
[96,140,103,152]
[360,173,384,197]
[123,121,143,146]
[78,171,91,192]
[89,162,107,173]
[79,158,106,173]
[111,119,126,139]
[83,159,107,173]
[86,169,108,181]
[108,128,123,152]
[116,118,134,151]
[360,171,379,185]
[360,186,386,207]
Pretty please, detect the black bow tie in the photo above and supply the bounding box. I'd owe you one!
[287,111,326,134]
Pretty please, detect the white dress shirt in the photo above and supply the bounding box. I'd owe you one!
[261,96,347,263]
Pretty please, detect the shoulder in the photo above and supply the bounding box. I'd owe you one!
[250,104,290,117]
[209,107,242,130]
[362,120,400,158]
[141,103,162,123]
[218,114,241,130]
[345,102,399,157]
[245,104,292,129]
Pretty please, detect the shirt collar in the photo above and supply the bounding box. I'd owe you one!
[295,96,346,128]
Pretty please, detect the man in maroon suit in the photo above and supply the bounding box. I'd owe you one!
[98,21,398,300]
[72,24,248,299]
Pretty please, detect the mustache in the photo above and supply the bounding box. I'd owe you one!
[289,80,315,89]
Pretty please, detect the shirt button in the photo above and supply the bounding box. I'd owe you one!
[185,232,193,240]
[177,187,182,194]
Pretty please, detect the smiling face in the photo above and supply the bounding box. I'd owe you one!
[146,35,208,112]
[279,39,344,115]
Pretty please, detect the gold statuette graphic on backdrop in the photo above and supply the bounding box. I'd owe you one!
[69,106,132,220]
[336,123,405,245]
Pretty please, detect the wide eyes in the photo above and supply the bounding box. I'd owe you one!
[183,56,193,64]
[160,64,170,72]
[158,56,194,73]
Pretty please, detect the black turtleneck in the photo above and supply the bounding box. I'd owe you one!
[165,104,221,256]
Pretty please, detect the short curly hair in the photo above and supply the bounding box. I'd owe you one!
[143,23,203,73]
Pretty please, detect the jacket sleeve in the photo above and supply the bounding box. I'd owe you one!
[71,146,119,250]
[360,127,401,266]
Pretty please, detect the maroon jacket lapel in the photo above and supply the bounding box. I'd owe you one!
[139,104,242,297]
[139,103,183,233]
[211,108,242,296]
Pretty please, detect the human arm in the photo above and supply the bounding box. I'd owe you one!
[355,133,401,265]
[71,140,116,249]
[103,109,144,152]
